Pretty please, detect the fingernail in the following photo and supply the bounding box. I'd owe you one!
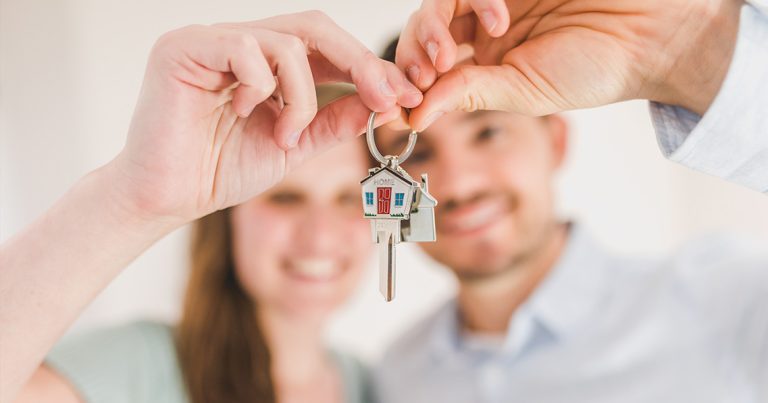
[480,11,498,33]
[406,65,421,83]
[421,111,444,130]
[379,80,396,98]
[426,41,439,66]
[286,130,301,148]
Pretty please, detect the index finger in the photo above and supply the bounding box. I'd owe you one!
[395,0,510,85]
[243,11,423,111]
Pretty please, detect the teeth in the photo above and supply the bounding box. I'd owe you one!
[288,259,341,280]
[457,208,494,230]
[444,201,504,233]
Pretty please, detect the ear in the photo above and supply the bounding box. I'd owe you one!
[544,114,568,170]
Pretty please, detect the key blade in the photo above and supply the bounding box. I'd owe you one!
[378,232,396,301]
[375,220,401,302]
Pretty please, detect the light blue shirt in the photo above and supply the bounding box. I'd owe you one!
[374,225,768,403]
[651,0,768,192]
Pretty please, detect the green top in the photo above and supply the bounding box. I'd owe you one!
[46,321,373,403]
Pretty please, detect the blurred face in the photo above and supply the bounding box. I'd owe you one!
[230,140,372,319]
[376,111,567,279]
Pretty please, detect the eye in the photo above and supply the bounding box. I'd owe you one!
[477,126,503,142]
[337,190,359,207]
[476,126,503,142]
[267,191,303,205]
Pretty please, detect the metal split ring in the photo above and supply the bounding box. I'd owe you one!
[366,111,418,166]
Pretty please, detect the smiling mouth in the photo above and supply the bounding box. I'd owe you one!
[438,198,509,237]
[285,258,345,283]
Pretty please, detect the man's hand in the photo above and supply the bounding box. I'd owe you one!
[117,12,422,225]
[396,0,742,131]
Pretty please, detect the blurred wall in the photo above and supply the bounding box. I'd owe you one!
[2,0,767,363]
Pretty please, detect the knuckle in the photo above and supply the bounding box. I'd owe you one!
[455,69,486,112]
[229,31,259,53]
[410,7,428,22]
[300,9,331,25]
[361,49,380,65]
[407,10,423,25]
[349,49,381,83]
[153,24,200,54]
[282,35,306,55]
[266,32,305,58]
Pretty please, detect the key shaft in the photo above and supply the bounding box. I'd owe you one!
[374,219,401,301]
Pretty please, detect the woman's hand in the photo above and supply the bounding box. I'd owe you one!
[114,12,422,224]
[0,13,423,401]
[396,0,741,131]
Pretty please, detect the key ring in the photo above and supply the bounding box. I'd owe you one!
[366,111,418,166]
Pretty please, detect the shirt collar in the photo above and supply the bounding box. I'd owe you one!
[427,223,612,361]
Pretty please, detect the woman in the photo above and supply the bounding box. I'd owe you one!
[13,85,376,403]
[2,12,420,402]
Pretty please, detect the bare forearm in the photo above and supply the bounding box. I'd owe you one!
[0,161,180,402]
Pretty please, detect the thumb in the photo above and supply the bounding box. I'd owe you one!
[290,94,401,161]
[408,64,560,131]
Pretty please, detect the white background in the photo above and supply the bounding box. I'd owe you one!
[2,0,767,363]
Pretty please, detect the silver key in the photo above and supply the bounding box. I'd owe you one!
[361,112,437,301]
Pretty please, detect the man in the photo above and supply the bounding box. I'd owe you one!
[373,39,768,403]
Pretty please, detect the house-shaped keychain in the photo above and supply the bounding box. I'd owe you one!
[360,165,437,242]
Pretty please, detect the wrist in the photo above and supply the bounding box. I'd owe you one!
[92,158,187,237]
[651,0,743,115]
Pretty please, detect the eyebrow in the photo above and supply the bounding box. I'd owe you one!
[463,110,492,121]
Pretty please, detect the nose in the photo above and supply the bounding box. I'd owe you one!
[428,148,492,206]
[293,204,346,256]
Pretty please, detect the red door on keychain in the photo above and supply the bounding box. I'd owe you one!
[377,187,391,214]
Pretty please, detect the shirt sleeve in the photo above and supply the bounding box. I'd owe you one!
[650,1,768,193]
[45,321,182,403]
